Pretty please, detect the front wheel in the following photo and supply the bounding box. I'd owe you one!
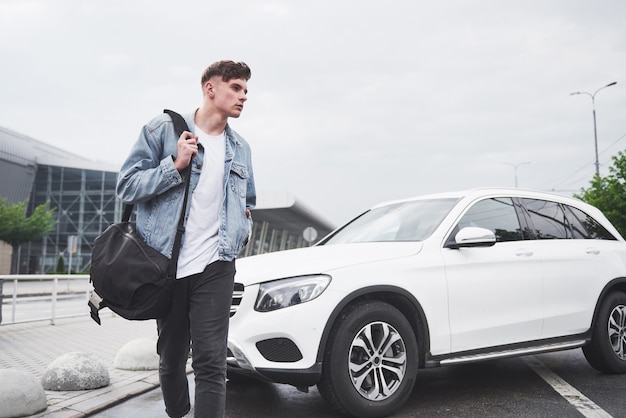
[317,300,418,417]
[583,291,626,374]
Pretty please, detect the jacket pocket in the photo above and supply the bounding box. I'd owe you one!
[229,162,249,198]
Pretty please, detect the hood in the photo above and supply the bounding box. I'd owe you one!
[235,242,423,285]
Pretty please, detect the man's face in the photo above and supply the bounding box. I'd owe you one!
[211,77,248,118]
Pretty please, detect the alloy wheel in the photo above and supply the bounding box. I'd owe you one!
[348,321,407,401]
[608,304,626,360]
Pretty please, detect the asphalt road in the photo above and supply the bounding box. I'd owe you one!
[92,348,626,417]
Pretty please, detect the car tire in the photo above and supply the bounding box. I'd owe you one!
[583,291,626,374]
[317,300,418,418]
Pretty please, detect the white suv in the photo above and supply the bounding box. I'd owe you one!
[227,188,626,417]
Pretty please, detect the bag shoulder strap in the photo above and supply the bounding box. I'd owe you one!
[164,109,190,138]
[162,109,193,277]
[122,204,134,222]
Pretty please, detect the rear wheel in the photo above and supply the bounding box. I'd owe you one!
[583,291,626,374]
[317,300,418,417]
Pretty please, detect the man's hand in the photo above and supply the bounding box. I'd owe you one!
[174,131,198,171]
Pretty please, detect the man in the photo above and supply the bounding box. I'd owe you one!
[116,60,256,418]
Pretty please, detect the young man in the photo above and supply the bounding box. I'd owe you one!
[116,60,256,418]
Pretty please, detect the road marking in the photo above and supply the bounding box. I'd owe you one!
[523,356,612,418]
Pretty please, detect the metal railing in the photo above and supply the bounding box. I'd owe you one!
[0,274,99,325]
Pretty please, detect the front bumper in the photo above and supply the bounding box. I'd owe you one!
[227,338,322,387]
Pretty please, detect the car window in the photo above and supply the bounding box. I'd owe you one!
[453,197,522,243]
[519,198,569,239]
[563,204,617,240]
[563,204,591,239]
[321,198,458,244]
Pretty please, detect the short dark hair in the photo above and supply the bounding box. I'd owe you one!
[201,61,251,85]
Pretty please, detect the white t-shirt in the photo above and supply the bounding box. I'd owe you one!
[176,127,226,278]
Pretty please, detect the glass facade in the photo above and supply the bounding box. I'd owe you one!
[18,165,121,274]
[242,220,308,257]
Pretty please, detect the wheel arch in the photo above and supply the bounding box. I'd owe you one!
[316,285,431,368]
[590,277,626,330]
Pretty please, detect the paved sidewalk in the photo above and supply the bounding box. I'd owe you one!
[0,312,190,417]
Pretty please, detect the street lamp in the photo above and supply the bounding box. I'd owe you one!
[502,162,530,188]
[570,81,618,176]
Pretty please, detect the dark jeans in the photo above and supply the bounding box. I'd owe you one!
[157,260,236,418]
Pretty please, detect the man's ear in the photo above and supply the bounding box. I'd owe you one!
[204,81,214,97]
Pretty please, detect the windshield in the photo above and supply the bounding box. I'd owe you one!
[321,198,459,244]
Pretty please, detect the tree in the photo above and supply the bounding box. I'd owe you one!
[0,199,56,273]
[576,150,626,237]
[0,199,56,324]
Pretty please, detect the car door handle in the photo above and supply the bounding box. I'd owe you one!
[585,248,600,255]
[515,249,534,257]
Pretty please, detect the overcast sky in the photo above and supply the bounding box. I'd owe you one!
[1,0,625,226]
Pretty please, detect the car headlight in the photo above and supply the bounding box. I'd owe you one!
[254,274,331,312]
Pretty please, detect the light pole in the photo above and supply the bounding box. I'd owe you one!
[502,162,530,188]
[570,81,617,176]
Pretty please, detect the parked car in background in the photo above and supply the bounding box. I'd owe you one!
[227,188,626,417]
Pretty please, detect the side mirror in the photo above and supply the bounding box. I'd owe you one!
[446,226,496,249]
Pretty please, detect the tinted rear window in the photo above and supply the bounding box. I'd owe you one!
[563,204,617,240]
[521,198,616,240]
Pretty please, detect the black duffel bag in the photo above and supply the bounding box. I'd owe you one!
[89,214,176,322]
[88,110,191,324]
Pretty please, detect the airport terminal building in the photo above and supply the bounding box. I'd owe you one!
[0,126,335,275]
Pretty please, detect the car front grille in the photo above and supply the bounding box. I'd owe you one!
[230,282,244,317]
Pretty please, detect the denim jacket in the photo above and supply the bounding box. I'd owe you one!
[116,110,256,262]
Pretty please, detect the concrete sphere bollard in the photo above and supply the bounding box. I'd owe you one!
[0,369,47,418]
[41,352,110,391]
[114,338,159,370]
